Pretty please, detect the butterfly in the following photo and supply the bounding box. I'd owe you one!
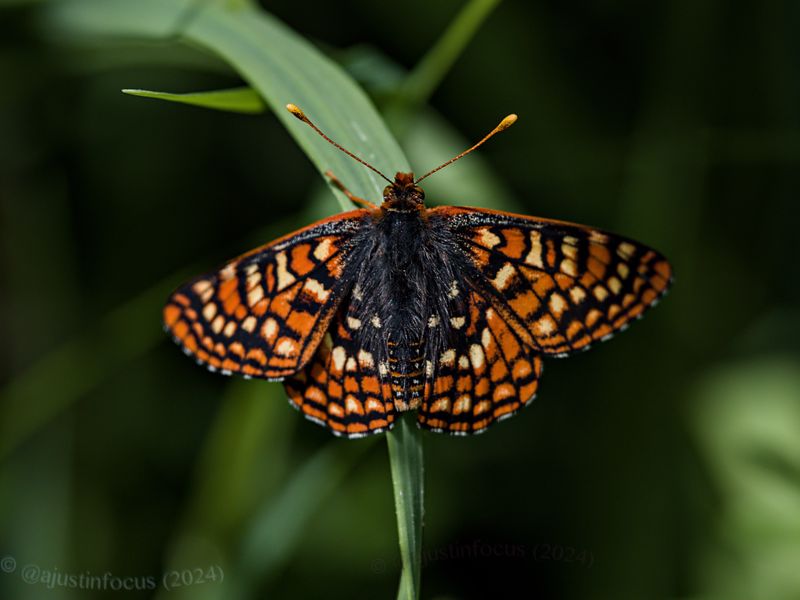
[163,104,672,439]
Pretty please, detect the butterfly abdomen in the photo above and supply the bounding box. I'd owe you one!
[387,338,426,411]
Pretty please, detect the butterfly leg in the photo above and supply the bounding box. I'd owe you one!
[325,170,379,210]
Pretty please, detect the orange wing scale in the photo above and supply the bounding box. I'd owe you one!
[284,296,396,438]
[163,210,367,380]
[417,286,543,435]
[431,206,672,359]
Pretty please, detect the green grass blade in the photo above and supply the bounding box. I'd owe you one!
[122,86,266,114]
[237,438,378,583]
[42,0,410,205]
[386,414,424,600]
[392,0,502,111]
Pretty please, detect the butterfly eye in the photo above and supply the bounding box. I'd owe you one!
[413,186,425,202]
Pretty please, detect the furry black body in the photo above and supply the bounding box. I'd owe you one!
[339,173,468,408]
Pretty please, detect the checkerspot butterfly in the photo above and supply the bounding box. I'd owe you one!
[164,105,672,438]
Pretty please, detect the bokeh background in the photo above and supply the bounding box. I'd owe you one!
[2,1,800,599]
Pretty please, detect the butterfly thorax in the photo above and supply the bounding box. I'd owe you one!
[381,172,425,213]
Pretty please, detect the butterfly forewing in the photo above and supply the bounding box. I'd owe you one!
[434,206,672,357]
[163,210,368,379]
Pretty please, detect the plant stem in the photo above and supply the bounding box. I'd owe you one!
[386,413,425,600]
[391,0,501,111]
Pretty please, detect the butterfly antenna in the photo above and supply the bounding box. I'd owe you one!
[415,114,518,184]
[286,104,393,184]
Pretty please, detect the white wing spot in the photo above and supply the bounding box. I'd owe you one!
[262,317,278,342]
[193,279,212,294]
[304,278,330,302]
[561,258,578,277]
[608,276,622,295]
[593,285,609,302]
[202,303,217,321]
[211,315,225,334]
[313,238,333,261]
[219,263,236,281]
[347,316,362,330]
[275,338,297,357]
[440,349,456,366]
[448,280,459,298]
[534,316,555,336]
[618,242,636,259]
[449,316,465,329]
[247,285,264,307]
[332,346,347,372]
[492,263,515,291]
[570,286,587,304]
[525,231,543,267]
[358,349,374,368]
[480,228,501,248]
[469,344,485,369]
[275,251,296,291]
[454,395,471,414]
[549,292,568,317]
[242,316,257,333]
[246,271,261,290]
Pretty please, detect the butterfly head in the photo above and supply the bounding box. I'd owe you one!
[382,172,425,212]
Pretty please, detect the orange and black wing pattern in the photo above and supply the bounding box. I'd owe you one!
[283,289,396,438]
[433,206,673,358]
[417,285,543,435]
[163,210,368,379]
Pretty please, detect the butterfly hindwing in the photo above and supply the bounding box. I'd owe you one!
[163,210,368,379]
[418,286,543,435]
[283,289,396,438]
[432,206,672,357]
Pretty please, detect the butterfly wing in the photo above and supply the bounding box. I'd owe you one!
[283,291,396,439]
[163,210,368,379]
[417,285,543,435]
[431,206,673,357]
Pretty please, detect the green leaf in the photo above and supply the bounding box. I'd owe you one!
[386,415,424,600]
[43,0,410,207]
[122,86,266,114]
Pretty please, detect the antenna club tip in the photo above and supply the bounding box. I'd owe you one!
[286,103,306,120]
[498,114,518,130]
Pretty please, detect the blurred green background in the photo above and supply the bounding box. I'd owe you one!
[2,1,799,599]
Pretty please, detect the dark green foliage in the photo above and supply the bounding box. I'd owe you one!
[1,1,799,599]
